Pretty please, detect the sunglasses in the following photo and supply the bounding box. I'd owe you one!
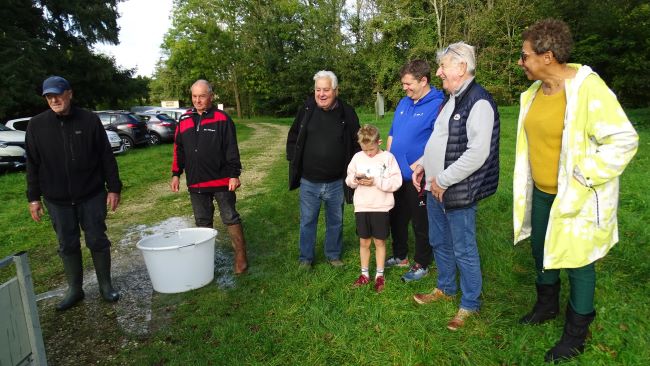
[520,50,543,63]
[444,46,462,58]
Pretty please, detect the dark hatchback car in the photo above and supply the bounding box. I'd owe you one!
[95,111,150,150]
[136,112,177,145]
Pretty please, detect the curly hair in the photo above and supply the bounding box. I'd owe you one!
[357,124,380,145]
[313,70,338,90]
[522,18,573,64]
[399,60,431,84]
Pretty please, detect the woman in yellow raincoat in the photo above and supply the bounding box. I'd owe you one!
[513,19,638,363]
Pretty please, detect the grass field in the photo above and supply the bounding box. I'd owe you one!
[1,107,648,365]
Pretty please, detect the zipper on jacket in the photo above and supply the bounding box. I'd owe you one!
[590,187,600,227]
[196,114,202,132]
[60,120,75,204]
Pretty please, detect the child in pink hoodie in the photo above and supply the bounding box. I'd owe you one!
[345,125,403,292]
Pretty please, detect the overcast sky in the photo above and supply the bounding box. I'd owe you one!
[94,0,174,77]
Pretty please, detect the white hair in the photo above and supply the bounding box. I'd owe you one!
[313,70,338,90]
[436,42,476,75]
[191,79,213,93]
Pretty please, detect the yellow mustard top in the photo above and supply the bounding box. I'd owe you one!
[524,87,566,194]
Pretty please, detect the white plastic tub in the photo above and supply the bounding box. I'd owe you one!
[136,228,217,293]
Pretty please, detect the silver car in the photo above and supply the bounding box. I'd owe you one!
[0,124,26,170]
[105,129,125,154]
[136,112,177,144]
[143,108,188,122]
[4,117,125,154]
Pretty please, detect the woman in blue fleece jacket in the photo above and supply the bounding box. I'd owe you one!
[385,60,445,282]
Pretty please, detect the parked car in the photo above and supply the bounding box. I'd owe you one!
[105,130,126,154]
[0,124,26,171]
[4,117,30,131]
[130,105,159,113]
[135,112,177,145]
[94,111,150,150]
[143,108,189,122]
[4,117,125,155]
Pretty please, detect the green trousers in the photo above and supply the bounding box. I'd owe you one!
[531,186,595,314]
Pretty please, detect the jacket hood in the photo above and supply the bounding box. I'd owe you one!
[410,87,444,107]
[523,64,592,96]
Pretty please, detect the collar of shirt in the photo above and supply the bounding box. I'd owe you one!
[320,99,339,111]
[452,77,475,97]
[191,106,213,116]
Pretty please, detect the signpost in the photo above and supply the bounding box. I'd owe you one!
[375,92,385,121]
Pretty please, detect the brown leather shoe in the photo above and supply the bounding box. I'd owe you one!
[413,288,452,305]
[447,308,476,331]
[329,259,344,267]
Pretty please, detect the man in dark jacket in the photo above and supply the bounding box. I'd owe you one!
[171,79,248,274]
[286,70,360,269]
[26,76,122,311]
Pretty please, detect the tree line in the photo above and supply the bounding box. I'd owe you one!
[151,0,649,117]
[2,1,647,121]
[1,0,149,120]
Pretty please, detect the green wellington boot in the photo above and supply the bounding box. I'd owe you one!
[91,250,120,302]
[56,251,85,311]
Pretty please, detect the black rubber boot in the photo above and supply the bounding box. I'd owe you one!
[91,250,120,302]
[520,280,561,325]
[544,305,596,363]
[56,251,85,311]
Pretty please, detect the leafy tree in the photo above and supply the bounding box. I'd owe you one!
[153,0,649,116]
[0,0,50,118]
[548,0,650,106]
[0,0,149,120]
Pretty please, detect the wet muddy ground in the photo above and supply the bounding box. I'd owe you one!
[37,217,236,365]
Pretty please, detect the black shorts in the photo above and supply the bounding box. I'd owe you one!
[355,212,390,240]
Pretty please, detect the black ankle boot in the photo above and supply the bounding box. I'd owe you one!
[545,305,596,363]
[520,280,560,325]
[57,251,85,311]
[91,250,120,302]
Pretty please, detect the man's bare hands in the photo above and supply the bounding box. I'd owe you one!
[29,201,44,222]
[107,192,120,211]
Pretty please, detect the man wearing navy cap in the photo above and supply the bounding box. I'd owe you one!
[25,76,123,310]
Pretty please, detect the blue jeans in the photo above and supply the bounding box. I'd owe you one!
[427,192,482,311]
[299,178,344,262]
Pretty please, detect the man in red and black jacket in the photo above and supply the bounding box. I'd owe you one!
[170,79,248,274]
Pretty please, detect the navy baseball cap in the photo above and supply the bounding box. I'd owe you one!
[42,76,71,96]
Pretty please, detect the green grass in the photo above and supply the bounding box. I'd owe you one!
[1,108,648,365]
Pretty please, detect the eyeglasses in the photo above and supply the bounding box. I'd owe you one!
[520,51,532,63]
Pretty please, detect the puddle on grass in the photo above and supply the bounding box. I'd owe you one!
[37,216,237,339]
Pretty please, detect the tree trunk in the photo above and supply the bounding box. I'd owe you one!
[231,68,242,119]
